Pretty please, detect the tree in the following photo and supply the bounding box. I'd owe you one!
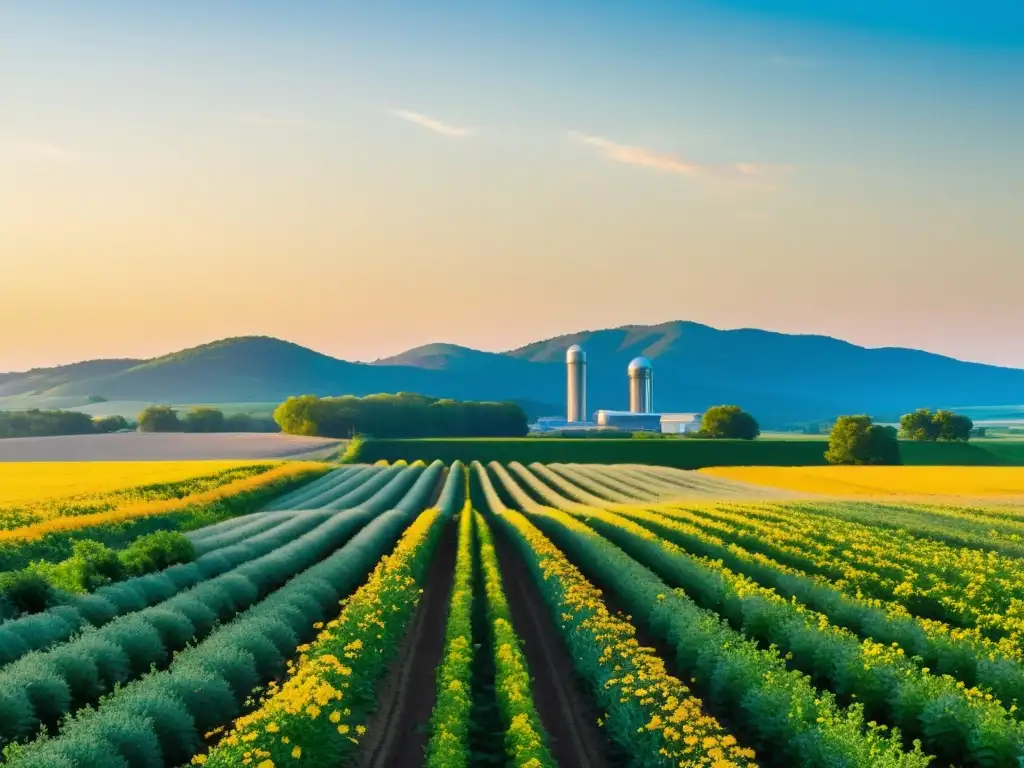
[899,409,940,441]
[93,415,129,433]
[933,410,973,442]
[899,408,973,442]
[697,405,760,440]
[825,415,900,465]
[137,405,181,433]
[182,407,226,433]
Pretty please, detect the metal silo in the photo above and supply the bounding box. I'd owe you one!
[566,345,586,422]
[628,357,653,413]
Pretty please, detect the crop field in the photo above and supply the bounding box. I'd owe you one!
[2,460,1024,767]
[702,465,1024,500]
[0,432,342,462]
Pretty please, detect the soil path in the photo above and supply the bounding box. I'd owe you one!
[491,521,621,768]
[355,519,457,768]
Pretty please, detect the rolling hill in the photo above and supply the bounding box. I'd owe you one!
[3,322,1023,427]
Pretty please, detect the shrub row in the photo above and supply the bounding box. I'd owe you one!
[575,506,1024,767]
[0,510,335,668]
[474,511,556,768]
[512,500,930,767]
[0,506,377,747]
[425,501,476,768]
[186,512,296,557]
[618,504,1024,712]
[472,463,758,767]
[4,502,437,767]
[199,497,457,764]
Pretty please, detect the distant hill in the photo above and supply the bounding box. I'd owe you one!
[2,322,1023,428]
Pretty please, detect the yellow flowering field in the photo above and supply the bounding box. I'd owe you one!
[0,460,274,506]
[0,461,283,531]
[699,465,1024,497]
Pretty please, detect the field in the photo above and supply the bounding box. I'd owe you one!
[0,432,342,462]
[357,436,1024,468]
[702,465,1024,500]
[2,460,1024,767]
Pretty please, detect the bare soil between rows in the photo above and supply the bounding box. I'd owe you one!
[491,519,622,768]
[355,518,457,768]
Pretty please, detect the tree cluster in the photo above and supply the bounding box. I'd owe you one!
[273,392,528,438]
[899,408,974,442]
[825,415,901,465]
[0,410,130,439]
[136,405,277,433]
[697,405,760,440]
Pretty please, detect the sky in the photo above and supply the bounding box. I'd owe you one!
[1,0,1022,371]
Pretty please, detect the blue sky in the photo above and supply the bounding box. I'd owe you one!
[1,1,1021,370]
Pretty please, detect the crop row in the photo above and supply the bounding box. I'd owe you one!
[473,462,760,767]
[612,503,1024,707]
[0,464,419,671]
[198,461,464,766]
[662,501,1024,644]
[571,505,1024,767]
[484,463,937,767]
[3,460,454,766]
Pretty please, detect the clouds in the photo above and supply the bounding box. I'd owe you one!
[567,131,792,184]
[391,109,475,138]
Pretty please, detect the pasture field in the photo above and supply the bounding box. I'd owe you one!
[2,460,1024,767]
[356,436,1024,468]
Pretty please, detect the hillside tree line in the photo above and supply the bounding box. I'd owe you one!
[274,392,528,438]
[136,406,277,433]
[0,410,129,439]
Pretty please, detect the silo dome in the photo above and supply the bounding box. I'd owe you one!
[628,356,652,372]
[566,344,586,363]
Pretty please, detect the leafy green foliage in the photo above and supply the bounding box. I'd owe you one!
[0,409,96,438]
[181,407,225,433]
[0,571,56,616]
[32,541,126,593]
[92,415,130,433]
[274,392,529,438]
[136,405,181,433]
[118,532,195,576]
[697,405,760,439]
[900,408,974,442]
[826,415,901,465]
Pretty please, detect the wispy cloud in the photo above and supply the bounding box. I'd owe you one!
[567,131,792,184]
[238,113,313,127]
[14,141,69,158]
[391,109,475,138]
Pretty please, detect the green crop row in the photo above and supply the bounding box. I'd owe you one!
[572,506,1024,767]
[473,463,759,767]
[424,500,476,768]
[3,506,428,767]
[614,504,1024,711]
[474,511,556,768]
[0,465,420,670]
[198,462,464,766]
[0,463,440,751]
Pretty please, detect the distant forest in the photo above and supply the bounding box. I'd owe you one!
[274,393,528,438]
[0,410,128,439]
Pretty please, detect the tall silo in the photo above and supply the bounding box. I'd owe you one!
[628,357,653,413]
[566,345,586,422]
